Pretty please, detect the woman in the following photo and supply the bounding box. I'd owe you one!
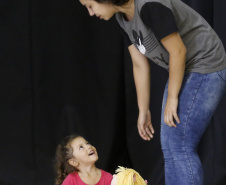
[79,0,226,184]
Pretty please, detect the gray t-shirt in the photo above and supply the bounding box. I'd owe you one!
[116,0,226,74]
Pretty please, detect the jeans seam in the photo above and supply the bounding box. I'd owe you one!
[183,74,204,185]
[217,72,226,82]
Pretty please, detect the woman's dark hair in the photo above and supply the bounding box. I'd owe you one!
[94,0,130,6]
[55,134,81,185]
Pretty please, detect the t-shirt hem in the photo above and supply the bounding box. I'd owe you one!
[185,64,226,74]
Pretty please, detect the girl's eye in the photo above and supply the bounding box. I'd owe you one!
[79,146,83,150]
[86,142,90,145]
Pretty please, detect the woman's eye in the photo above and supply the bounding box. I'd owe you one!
[86,142,90,145]
[79,146,83,150]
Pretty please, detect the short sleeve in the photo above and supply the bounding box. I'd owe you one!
[140,2,178,41]
[117,24,132,47]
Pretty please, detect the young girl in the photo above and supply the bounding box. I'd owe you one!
[55,134,113,185]
[78,0,226,184]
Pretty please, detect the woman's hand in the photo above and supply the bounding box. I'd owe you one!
[160,32,185,128]
[164,96,180,127]
[137,110,154,141]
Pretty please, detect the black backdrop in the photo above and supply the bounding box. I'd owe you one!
[0,0,226,185]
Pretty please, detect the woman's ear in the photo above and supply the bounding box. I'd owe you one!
[68,159,78,167]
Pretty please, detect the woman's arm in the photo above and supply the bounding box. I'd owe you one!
[128,45,154,141]
[161,32,187,127]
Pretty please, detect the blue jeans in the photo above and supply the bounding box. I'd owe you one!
[161,68,226,185]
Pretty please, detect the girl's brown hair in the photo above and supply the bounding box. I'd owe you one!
[55,134,80,185]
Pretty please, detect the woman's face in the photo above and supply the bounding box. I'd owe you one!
[79,0,118,20]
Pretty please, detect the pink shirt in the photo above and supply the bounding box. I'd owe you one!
[62,170,113,185]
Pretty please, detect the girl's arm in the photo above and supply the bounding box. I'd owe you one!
[161,32,187,127]
[128,45,154,141]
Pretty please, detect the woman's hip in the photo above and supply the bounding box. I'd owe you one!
[161,68,226,146]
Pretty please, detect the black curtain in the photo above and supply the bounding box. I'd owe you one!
[0,0,225,185]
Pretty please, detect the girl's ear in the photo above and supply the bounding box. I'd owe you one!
[68,159,78,167]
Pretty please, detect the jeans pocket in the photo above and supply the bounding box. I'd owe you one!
[217,68,226,82]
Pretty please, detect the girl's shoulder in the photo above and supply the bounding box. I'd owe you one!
[101,169,112,177]
[62,172,78,185]
[67,172,78,178]
[99,169,113,183]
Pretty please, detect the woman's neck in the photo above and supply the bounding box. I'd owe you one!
[116,0,135,21]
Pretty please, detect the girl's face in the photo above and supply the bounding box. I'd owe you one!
[70,137,98,166]
[79,0,118,20]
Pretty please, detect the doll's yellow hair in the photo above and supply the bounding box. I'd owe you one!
[115,166,146,185]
